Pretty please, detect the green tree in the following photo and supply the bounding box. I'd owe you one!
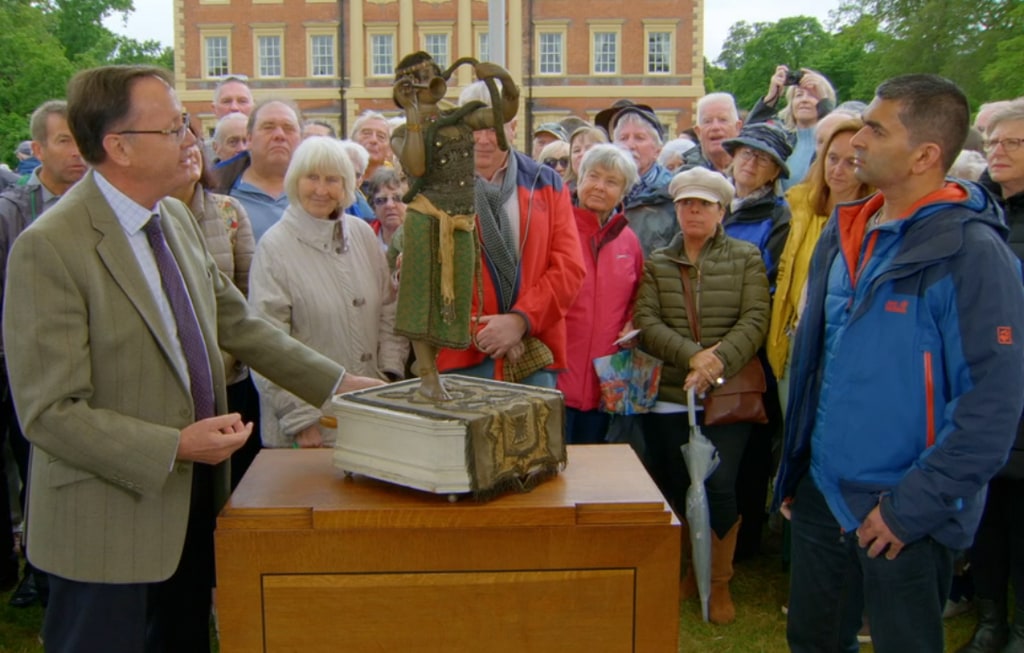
[0,0,174,167]
[0,0,77,166]
[43,0,134,64]
[804,14,888,104]
[833,0,1017,106]
[981,1,1024,101]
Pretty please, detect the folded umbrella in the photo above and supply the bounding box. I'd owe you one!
[681,386,720,621]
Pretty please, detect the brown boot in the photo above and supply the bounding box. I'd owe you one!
[679,520,698,600]
[709,518,741,625]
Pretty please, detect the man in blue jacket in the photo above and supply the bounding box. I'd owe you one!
[774,74,1024,652]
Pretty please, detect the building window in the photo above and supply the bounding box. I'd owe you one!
[423,33,450,70]
[310,34,335,77]
[478,31,490,61]
[593,31,618,74]
[538,32,563,75]
[647,31,671,74]
[204,35,229,78]
[257,35,282,77]
[369,32,395,77]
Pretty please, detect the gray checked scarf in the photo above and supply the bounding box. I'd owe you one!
[475,151,520,311]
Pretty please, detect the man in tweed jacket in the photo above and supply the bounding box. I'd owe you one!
[2,65,381,652]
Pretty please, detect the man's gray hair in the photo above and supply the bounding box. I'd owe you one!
[29,100,68,144]
[213,112,248,145]
[459,79,502,108]
[350,110,390,139]
[213,75,252,103]
[612,112,664,148]
[696,93,739,125]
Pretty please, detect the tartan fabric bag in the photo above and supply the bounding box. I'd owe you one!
[503,337,554,383]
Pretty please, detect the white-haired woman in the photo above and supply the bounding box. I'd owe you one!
[249,137,407,449]
[955,100,1024,653]
[747,65,838,188]
[557,144,643,444]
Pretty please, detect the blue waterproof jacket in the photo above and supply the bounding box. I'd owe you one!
[773,180,1024,549]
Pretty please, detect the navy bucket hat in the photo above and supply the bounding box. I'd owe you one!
[722,123,793,179]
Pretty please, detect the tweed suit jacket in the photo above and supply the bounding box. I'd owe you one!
[2,171,343,584]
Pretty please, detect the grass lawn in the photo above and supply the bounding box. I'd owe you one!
[679,542,978,652]
[0,536,980,652]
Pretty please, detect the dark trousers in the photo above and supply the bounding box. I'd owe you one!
[734,372,782,559]
[42,465,215,653]
[642,412,751,537]
[226,373,261,490]
[787,474,953,653]
[969,476,1024,604]
[565,408,610,445]
[0,364,25,582]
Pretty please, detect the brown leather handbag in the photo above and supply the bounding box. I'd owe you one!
[679,267,768,425]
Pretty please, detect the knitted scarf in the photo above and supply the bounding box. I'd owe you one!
[475,151,519,311]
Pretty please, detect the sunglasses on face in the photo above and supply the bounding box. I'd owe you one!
[372,194,404,207]
[543,157,569,169]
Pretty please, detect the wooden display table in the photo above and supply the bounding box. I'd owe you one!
[215,444,680,652]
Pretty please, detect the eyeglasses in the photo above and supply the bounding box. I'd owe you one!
[984,137,1024,154]
[372,194,404,207]
[734,147,776,167]
[115,114,191,142]
[543,157,569,169]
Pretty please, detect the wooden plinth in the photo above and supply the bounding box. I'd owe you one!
[215,444,680,652]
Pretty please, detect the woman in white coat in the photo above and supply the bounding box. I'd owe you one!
[249,137,407,449]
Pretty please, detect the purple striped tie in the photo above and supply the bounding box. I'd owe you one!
[144,215,216,421]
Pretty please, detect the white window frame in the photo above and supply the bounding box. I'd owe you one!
[307,28,337,78]
[588,21,623,76]
[474,24,490,61]
[535,21,568,76]
[367,25,397,79]
[253,27,285,79]
[201,30,231,79]
[643,20,677,76]
[419,24,453,71]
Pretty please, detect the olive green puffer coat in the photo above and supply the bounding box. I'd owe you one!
[635,226,770,404]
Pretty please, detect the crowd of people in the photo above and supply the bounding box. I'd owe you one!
[0,60,1022,653]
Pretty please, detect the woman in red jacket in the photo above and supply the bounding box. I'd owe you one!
[557,144,643,443]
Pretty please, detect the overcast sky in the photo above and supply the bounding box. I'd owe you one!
[105,0,843,61]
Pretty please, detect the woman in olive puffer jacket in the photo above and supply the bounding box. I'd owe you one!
[634,166,769,625]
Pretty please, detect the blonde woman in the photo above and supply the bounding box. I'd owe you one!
[747,65,838,188]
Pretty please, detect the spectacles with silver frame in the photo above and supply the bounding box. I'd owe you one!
[115,114,191,142]
[984,137,1023,154]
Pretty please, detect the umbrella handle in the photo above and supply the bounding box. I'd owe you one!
[687,386,698,430]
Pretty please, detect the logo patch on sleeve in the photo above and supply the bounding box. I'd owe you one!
[998,326,1014,345]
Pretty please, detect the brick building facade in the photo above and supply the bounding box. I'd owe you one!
[174,0,704,146]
